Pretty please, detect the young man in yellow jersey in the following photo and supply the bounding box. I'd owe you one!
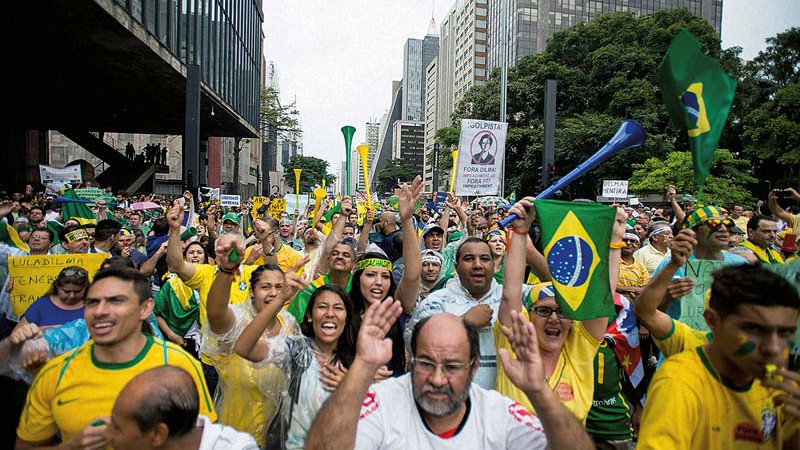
[15,266,215,449]
[638,259,800,449]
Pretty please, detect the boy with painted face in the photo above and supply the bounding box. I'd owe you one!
[638,259,800,449]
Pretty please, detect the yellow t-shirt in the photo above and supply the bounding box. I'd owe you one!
[184,263,259,331]
[494,308,601,424]
[652,318,711,358]
[17,336,216,444]
[243,243,305,274]
[639,347,794,450]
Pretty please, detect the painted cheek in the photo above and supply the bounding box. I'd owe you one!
[734,334,757,356]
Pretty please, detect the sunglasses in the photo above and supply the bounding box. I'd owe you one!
[60,268,88,278]
[702,218,734,230]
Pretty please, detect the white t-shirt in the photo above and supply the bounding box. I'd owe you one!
[196,415,260,450]
[354,374,547,450]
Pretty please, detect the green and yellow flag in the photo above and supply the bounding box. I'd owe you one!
[658,29,736,187]
[534,199,616,320]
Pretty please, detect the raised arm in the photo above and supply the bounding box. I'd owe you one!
[396,176,423,314]
[139,241,167,276]
[768,188,799,223]
[499,197,536,326]
[205,238,243,335]
[305,298,403,450]
[497,310,595,450]
[206,204,220,240]
[356,208,374,257]
[165,200,196,282]
[666,186,685,227]
[634,229,696,338]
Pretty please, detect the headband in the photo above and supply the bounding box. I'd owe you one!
[356,258,393,272]
[623,232,640,243]
[421,250,444,265]
[64,229,89,243]
[648,225,672,237]
[484,230,505,241]
[525,282,556,310]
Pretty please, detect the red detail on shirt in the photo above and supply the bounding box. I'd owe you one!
[437,426,459,439]
[555,382,574,402]
[359,390,379,420]
[508,402,544,432]
[734,423,763,443]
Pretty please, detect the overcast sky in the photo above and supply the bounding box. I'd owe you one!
[261,0,798,175]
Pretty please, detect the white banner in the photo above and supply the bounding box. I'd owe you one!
[39,164,82,192]
[454,119,507,196]
[220,194,241,207]
[602,180,628,199]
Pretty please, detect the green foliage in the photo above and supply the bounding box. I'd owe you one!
[376,159,417,194]
[282,155,335,191]
[743,82,800,165]
[260,87,301,142]
[448,9,718,198]
[628,149,757,206]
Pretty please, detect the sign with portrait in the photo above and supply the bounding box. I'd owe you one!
[454,119,507,196]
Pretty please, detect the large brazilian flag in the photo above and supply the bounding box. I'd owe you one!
[658,29,736,188]
[535,199,616,320]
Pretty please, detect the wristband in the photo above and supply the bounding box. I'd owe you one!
[609,241,626,249]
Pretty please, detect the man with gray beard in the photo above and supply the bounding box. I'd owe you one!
[305,300,593,450]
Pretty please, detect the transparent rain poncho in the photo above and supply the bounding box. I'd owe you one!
[251,332,332,450]
[202,300,298,448]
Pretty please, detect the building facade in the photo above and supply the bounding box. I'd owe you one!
[392,121,426,182]
[402,34,440,122]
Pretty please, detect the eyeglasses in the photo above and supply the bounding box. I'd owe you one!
[60,268,88,278]
[532,306,566,319]
[411,357,474,377]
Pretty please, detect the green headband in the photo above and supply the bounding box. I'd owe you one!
[356,258,393,272]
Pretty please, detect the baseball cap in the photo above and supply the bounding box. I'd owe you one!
[420,249,444,265]
[222,212,239,225]
[421,223,444,238]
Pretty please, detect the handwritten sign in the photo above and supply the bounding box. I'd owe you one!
[678,259,728,333]
[9,253,107,317]
[251,196,268,220]
[602,180,628,199]
[268,197,287,218]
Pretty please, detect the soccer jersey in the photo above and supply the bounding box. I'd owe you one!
[639,347,791,450]
[494,308,601,424]
[652,318,711,358]
[184,263,259,331]
[17,335,216,444]
[243,242,305,274]
[354,373,547,450]
[585,340,633,441]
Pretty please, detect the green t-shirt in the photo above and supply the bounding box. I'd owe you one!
[585,340,633,440]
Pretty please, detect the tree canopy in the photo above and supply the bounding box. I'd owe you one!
[282,155,335,193]
[376,158,417,194]
[440,11,798,204]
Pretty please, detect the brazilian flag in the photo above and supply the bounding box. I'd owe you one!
[658,29,736,187]
[535,199,616,320]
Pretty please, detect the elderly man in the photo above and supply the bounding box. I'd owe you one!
[633,220,672,277]
[278,217,304,251]
[244,217,304,273]
[305,299,594,450]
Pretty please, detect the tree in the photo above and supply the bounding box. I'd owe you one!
[282,155,335,193]
[448,9,724,199]
[628,149,757,207]
[376,159,417,194]
[260,87,302,195]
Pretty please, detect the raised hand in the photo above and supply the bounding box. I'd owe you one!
[670,229,697,266]
[215,238,244,271]
[166,199,184,230]
[611,206,627,243]
[282,257,310,300]
[497,309,548,395]
[398,175,423,221]
[507,196,536,230]
[355,297,403,369]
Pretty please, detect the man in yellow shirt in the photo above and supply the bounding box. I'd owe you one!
[15,266,215,449]
[637,255,800,448]
[243,217,304,273]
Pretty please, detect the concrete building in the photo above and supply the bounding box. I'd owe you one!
[423,57,439,192]
[357,120,380,193]
[4,1,261,194]
[487,0,724,70]
[371,83,404,192]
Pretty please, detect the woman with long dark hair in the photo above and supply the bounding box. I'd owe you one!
[235,283,358,450]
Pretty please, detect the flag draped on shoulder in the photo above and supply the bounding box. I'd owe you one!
[658,28,736,187]
[606,293,643,390]
[534,199,616,320]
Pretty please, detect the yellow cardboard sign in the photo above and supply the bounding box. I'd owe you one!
[9,253,107,317]
[251,196,268,220]
[268,197,287,218]
[356,201,367,227]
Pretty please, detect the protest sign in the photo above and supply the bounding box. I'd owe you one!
[454,119,507,196]
[602,180,628,200]
[251,196,268,220]
[76,188,114,203]
[220,195,240,207]
[9,253,107,317]
[284,195,309,215]
[678,259,727,333]
[39,164,82,192]
[269,197,287,218]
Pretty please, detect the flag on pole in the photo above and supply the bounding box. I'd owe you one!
[658,29,736,187]
[58,189,97,225]
[534,199,616,320]
[606,293,644,390]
